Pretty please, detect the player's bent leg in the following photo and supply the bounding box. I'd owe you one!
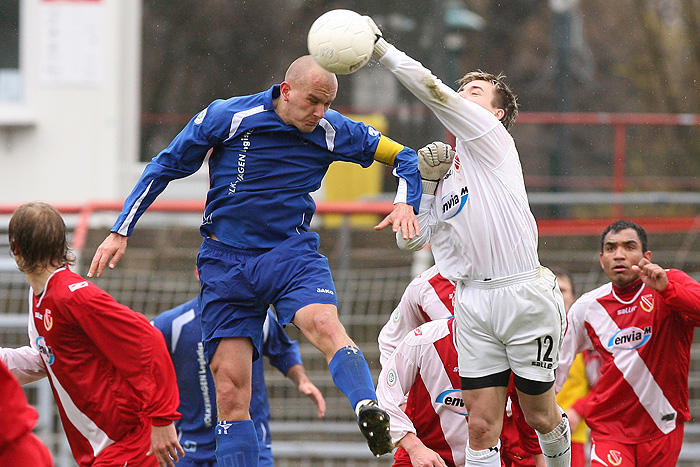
[210,337,255,420]
[293,304,376,406]
[294,303,393,457]
[514,379,560,433]
[210,337,259,467]
[516,380,570,467]
[460,383,509,451]
[293,303,356,361]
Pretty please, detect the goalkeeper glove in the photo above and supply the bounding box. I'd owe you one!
[417,142,455,194]
[364,16,389,59]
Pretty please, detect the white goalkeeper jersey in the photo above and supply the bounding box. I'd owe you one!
[376,318,466,467]
[381,46,540,281]
[378,265,454,366]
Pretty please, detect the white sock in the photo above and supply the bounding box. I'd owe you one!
[537,412,571,467]
[354,399,374,416]
[465,440,501,467]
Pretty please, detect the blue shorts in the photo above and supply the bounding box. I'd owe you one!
[197,232,337,362]
[173,459,216,467]
[259,445,273,467]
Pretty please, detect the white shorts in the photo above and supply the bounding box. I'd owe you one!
[454,266,566,383]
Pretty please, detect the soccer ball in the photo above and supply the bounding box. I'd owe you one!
[307,9,376,75]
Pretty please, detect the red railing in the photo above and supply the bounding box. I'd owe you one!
[3,200,700,258]
[516,112,700,217]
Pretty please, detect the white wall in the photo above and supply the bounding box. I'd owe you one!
[0,0,142,205]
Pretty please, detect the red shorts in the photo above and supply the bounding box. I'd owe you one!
[571,442,586,467]
[0,432,54,467]
[589,426,683,467]
[93,423,158,467]
[500,411,541,466]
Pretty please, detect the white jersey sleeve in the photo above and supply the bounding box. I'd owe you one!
[397,194,437,252]
[376,333,422,443]
[379,45,506,168]
[378,265,454,366]
[555,294,597,392]
[0,345,46,385]
[377,319,464,458]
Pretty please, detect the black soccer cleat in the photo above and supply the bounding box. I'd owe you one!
[358,401,394,457]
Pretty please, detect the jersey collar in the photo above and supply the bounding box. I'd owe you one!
[611,279,646,305]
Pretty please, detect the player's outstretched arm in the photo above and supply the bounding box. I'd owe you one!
[374,202,419,240]
[148,423,185,467]
[287,364,327,418]
[398,432,448,467]
[87,232,128,278]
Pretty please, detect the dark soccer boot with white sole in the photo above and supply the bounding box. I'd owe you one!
[358,401,393,457]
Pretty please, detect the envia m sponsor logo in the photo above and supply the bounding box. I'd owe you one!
[436,389,468,416]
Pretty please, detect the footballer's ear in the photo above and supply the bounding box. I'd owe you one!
[494,108,505,122]
[279,82,291,101]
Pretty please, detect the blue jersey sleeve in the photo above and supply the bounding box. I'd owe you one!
[391,146,421,213]
[262,310,302,375]
[151,315,173,354]
[112,100,231,237]
[322,110,421,213]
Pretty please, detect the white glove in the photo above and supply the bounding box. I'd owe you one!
[417,141,454,194]
[364,16,389,59]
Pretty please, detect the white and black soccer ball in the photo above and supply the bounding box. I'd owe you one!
[307,9,376,75]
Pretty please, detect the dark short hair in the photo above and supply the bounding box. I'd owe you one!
[457,70,518,131]
[600,220,648,253]
[9,202,75,274]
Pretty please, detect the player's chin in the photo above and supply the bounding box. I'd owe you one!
[299,121,320,133]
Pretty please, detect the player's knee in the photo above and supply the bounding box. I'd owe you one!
[466,416,501,447]
[214,378,251,416]
[307,308,346,340]
[523,407,561,434]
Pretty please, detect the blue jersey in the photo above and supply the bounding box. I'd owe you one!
[152,299,302,462]
[113,85,421,248]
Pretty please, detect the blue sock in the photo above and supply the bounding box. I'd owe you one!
[215,420,259,467]
[328,345,377,410]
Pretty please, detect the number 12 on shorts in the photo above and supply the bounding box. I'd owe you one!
[533,335,554,369]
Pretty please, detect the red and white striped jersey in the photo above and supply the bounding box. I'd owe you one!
[6,267,181,466]
[556,269,700,443]
[377,318,466,467]
[378,265,455,365]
